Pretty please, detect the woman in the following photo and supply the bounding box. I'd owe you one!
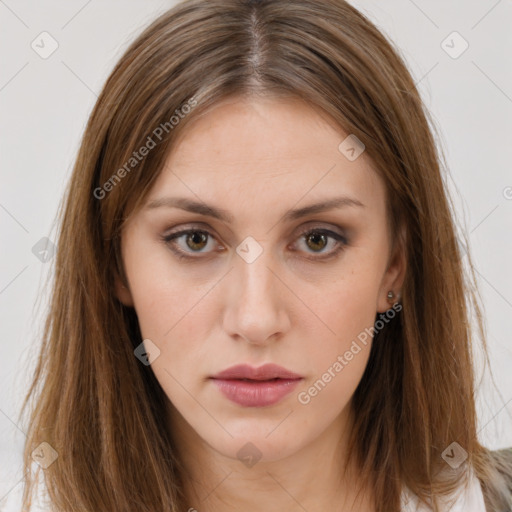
[18,0,512,511]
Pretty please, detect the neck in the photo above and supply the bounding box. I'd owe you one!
[166,402,375,512]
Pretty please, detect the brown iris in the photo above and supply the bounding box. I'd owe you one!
[185,232,209,251]
[305,232,328,252]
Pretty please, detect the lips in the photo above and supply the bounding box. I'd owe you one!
[210,364,303,407]
[211,363,303,381]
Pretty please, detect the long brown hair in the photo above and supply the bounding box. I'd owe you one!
[19,0,511,510]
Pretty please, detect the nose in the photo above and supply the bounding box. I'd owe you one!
[222,248,291,346]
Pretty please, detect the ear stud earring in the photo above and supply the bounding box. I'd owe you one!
[387,290,401,305]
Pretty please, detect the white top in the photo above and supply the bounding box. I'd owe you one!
[401,468,487,511]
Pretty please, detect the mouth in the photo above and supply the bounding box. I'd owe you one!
[209,364,303,407]
[211,363,303,381]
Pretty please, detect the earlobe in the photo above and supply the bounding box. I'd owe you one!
[377,272,405,313]
[114,274,134,307]
[383,289,401,310]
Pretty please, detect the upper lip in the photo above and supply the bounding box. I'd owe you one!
[211,363,303,381]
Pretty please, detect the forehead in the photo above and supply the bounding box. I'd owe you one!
[148,96,385,221]
[170,96,362,171]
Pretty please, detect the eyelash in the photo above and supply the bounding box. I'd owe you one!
[161,225,348,262]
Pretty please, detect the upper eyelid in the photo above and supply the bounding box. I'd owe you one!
[163,220,347,238]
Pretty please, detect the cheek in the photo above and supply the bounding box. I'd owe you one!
[298,267,381,401]
[315,261,382,346]
[129,275,209,368]
[123,248,220,390]
[123,233,199,336]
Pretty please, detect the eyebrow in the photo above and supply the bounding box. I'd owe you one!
[144,195,365,222]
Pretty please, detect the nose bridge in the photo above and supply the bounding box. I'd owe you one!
[238,251,275,305]
[223,243,288,344]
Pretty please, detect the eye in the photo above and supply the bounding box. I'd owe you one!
[162,229,222,260]
[292,228,348,260]
[161,225,348,261]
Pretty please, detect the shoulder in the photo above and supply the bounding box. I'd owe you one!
[401,464,486,511]
[402,448,512,512]
[488,446,512,486]
[483,447,512,511]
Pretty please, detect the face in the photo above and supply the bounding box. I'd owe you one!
[116,95,405,464]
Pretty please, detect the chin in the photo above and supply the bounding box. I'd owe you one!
[216,435,304,465]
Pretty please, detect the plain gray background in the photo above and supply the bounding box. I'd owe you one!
[1,0,511,509]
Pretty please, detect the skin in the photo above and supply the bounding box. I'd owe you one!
[115,95,406,512]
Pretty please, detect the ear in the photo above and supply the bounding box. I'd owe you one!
[114,272,134,307]
[377,225,407,313]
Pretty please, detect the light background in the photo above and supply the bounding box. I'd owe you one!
[1,0,511,509]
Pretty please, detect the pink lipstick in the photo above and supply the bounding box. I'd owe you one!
[210,363,303,407]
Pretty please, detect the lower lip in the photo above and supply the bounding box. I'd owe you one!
[211,378,302,407]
